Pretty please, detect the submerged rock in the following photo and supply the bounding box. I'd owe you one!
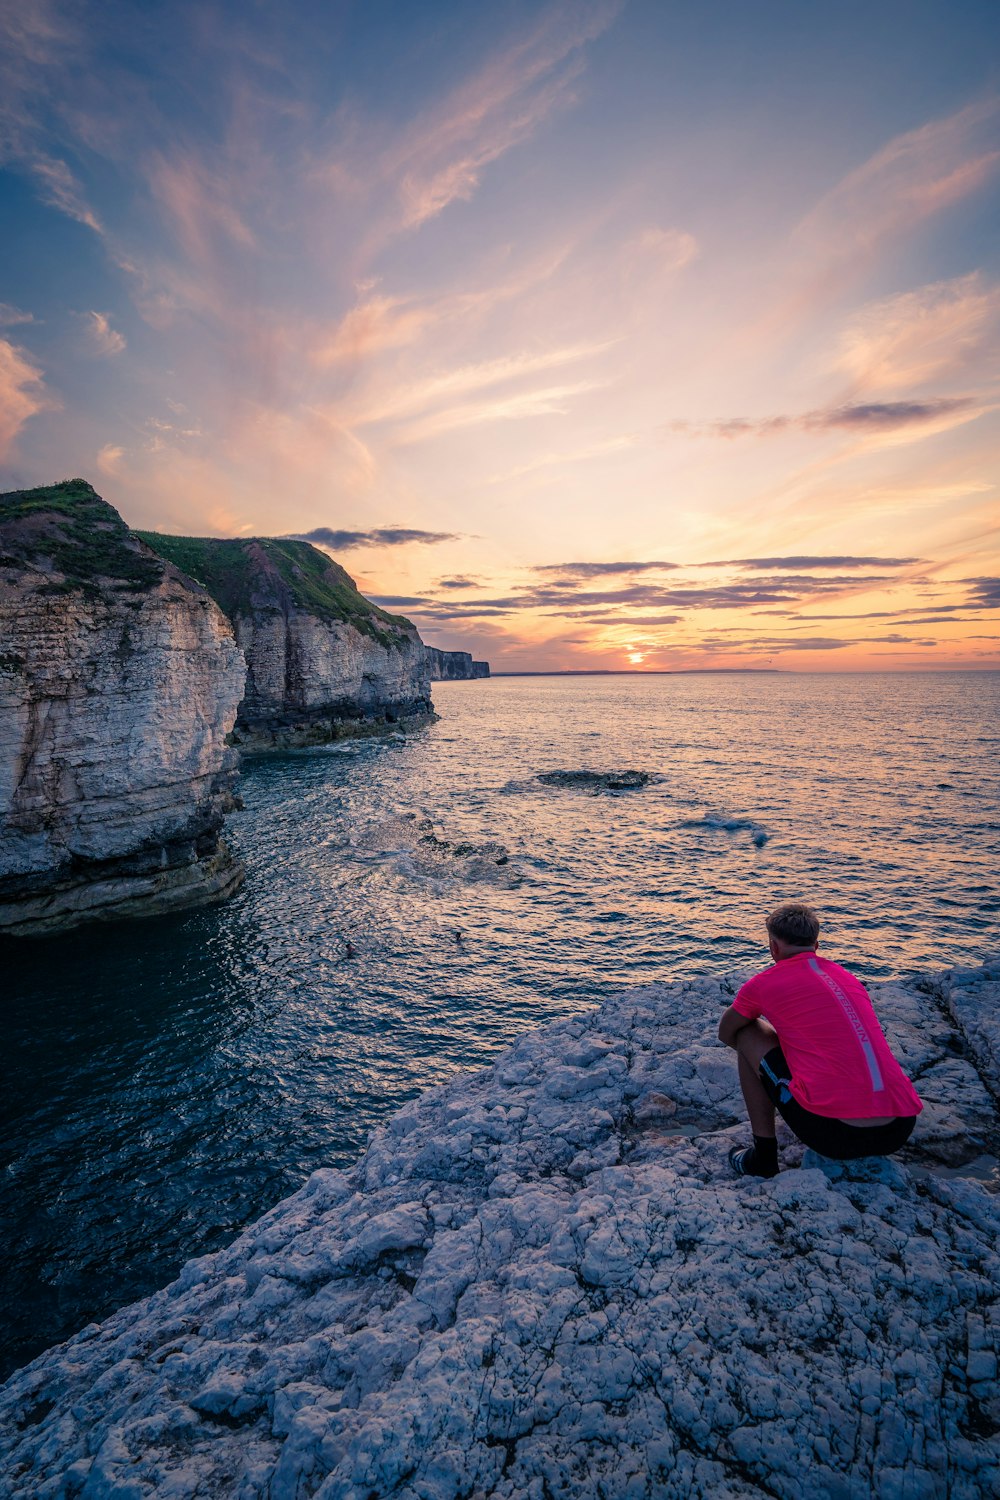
[538,769,652,792]
[1,959,998,1496]
[0,481,246,936]
[140,533,435,750]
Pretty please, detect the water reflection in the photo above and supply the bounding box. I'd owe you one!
[1,671,997,1378]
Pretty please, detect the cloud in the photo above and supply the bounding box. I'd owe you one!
[672,397,982,441]
[384,0,624,229]
[963,577,1000,607]
[488,434,638,483]
[0,303,34,327]
[350,340,612,427]
[149,153,256,269]
[27,154,104,235]
[394,378,606,444]
[312,296,435,367]
[436,576,481,589]
[288,526,462,550]
[706,555,920,570]
[628,227,699,274]
[96,442,124,474]
[86,310,126,356]
[835,272,1000,394]
[795,97,1000,268]
[0,337,50,457]
[534,559,680,577]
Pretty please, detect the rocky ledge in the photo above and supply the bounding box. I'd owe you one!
[140,533,434,749]
[425,648,490,681]
[1,960,998,1497]
[0,481,246,936]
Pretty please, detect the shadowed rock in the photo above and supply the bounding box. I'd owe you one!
[538,769,652,792]
[2,960,997,1496]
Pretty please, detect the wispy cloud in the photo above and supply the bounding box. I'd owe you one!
[671,397,983,441]
[27,153,104,234]
[534,559,679,577]
[383,0,624,230]
[289,525,462,550]
[394,378,606,444]
[349,340,612,427]
[835,272,1000,394]
[0,338,50,458]
[96,442,124,474]
[488,434,638,483]
[86,310,126,356]
[795,97,1000,270]
[704,555,920,570]
[0,303,34,327]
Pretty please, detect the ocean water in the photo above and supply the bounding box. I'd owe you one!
[2,671,998,1379]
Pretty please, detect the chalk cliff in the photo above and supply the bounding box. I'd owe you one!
[0,481,246,936]
[140,534,434,748]
[2,960,998,1497]
[425,646,490,681]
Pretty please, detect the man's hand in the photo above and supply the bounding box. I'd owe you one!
[718,1005,753,1050]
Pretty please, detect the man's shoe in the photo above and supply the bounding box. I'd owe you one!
[729,1145,779,1179]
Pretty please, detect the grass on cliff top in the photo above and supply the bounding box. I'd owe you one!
[0,479,163,593]
[137,532,414,646]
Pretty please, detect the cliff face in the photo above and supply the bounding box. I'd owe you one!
[0,482,246,936]
[425,646,490,681]
[139,534,434,748]
[2,959,998,1497]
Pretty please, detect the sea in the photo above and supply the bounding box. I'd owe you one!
[2,671,998,1380]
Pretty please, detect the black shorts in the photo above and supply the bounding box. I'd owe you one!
[759,1047,916,1160]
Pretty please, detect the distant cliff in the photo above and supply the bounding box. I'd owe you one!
[425,647,490,681]
[0,481,246,936]
[140,534,434,748]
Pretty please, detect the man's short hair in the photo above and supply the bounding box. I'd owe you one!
[766,902,820,948]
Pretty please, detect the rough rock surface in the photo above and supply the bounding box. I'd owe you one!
[425,648,490,681]
[141,534,435,749]
[0,482,246,935]
[538,769,652,792]
[2,960,998,1496]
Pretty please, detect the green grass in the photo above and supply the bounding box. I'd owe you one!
[0,479,164,593]
[138,533,413,647]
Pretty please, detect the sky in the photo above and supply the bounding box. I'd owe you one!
[1,0,998,671]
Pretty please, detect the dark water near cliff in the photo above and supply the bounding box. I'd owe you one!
[2,671,999,1379]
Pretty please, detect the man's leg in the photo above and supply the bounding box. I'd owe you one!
[731,1020,781,1176]
[735,1020,780,1136]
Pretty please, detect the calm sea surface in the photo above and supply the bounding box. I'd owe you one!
[2,671,998,1378]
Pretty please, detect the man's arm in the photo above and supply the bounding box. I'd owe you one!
[718,1005,754,1049]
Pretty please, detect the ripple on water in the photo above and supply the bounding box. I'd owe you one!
[1,670,999,1379]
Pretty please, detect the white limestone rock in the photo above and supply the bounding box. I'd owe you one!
[0,481,246,935]
[0,963,998,1497]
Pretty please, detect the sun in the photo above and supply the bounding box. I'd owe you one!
[627,651,646,665]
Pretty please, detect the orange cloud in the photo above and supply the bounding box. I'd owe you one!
[0,338,51,457]
[834,272,1000,394]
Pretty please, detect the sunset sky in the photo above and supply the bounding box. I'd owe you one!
[1,0,998,670]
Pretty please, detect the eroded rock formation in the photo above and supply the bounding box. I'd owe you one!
[425,646,490,680]
[141,534,434,748]
[2,960,997,1496]
[0,481,246,936]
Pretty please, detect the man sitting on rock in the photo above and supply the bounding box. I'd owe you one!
[718,902,922,1178]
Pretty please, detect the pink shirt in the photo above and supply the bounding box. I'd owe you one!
[732,952,923,1119]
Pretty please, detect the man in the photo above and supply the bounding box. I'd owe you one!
[718,902,922,1178]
